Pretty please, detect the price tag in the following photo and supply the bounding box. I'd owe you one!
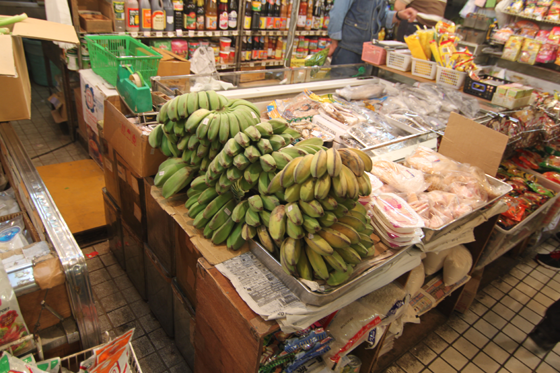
[144,31,151,37]
[233,31,239,36]
[118,31,126,35]
[131,32,138,38]
[261,61,266,66]
[302,31,308,36]
[249,62,254,67]
[176,29,183,36]
[156,31,163,37]
[167,31,174,37]
[188,30,195,37]
[206,31,213,36]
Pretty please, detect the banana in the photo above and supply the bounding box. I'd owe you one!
[191,175,207,190]
[203,224,213,239]
[187,202,204,218]
[293,154,313,185]
[313,173,330,200]
[167,97,180,122]
[157,101,169,124]
[227,222,245,251]
[285,202,303,225]
[327,264,353,286]
[359,232,374,245]
[267,171,283,195]
[197,143,210,158]
[203,191,234,219]
[226,167,242,182]
[262,195,280,211]
[218,114,230,144]
[208,199,237,230]
[194,211,211,230]
[330,222,360,245]
[174,118,187,137]
[154,161,188,187]
[197,91,209,110]
[352,202,367,216]
[177,135,190,151]
[332,173,348,198]
[304,233,334,256]
[303,215,321,233]
[296,249,313,281]
[217,172,232,193]
[245,208,261,227]
[185,108,211,134]
[243,126,262,142]
[200,156,211,172]
[218,151,233,169]
[209,139,221,160]
[338,148,365,177]
[335,246,361,265]
[244,145,261,163]
[239,177,257,191]
[219,94,229,108]
[319,212,338,227]
[280,157,303,188]
[297,145,318,155]
[338,216,366,232]
[268,118,288,134]
[190,149,203,166]
[299,200,324,218]
[260,154,277,172]
[185,194,200,210]
[282,237,300,266]
[351,243,369,258]
[357,174,372,196]
[162,167,194,198]
[176,93,189,119]
[318,228,351,249]
[269,135,286,151]
[244,162,262,184]
[342,165,359,199]
[163,132,179,157]
[197,187,219,205]
[295,138,323,147]
[324,251,347,272]
[234,132,251,148]
[258,172,270,195]
[269,205,287,241]
[187,186,202,198]
[232,200,249,223]
[310,149,327,178]
[156,156,184,170]
[284,183,301,203]
[349,210,367,223]
[255,122,274,137]
[212,217,235,245]
[233,153,251,170]
[318,196,338,211]
[299,178,315,202]
[279,133,294,145]
[186,92,199,115]
[255,138,272,155]
[207,90,220,110]
[257,225,275,252]
[148,124,163,148]
[271,152,292,171]
[280,241,297,276]
[260,210,271,227]
[196,112,214,140]
[229,99,260,116]
[341,198,357,210]
[248,195,264,212]
[287,219,304,239]
[227,112,240,139]
[280,147,307,159]
[305,245,329,280]
[241,224,256,240]
[367,244,376,257]
[362,223,374,236]
[327,148,342,177]
[347,148,372,172]
[225,138,243,157]
[207,114,221,142]
[284,128,302,139]
[234,108,254,131]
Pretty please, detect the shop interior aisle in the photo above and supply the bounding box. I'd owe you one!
[12,84,560,373]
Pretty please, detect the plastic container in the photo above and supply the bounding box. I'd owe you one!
[85,35,162,87]
[463,74,510,101]
[411,58,437,80]
[372,210,423,241]
[386,50,412,72]
[361,42,386,65]
[436,66,467,90]
[372,193,424,230]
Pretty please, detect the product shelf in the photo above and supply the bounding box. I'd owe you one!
[239,60,285,67]
[242,30,289,36]
[295,29,329,36]
[502,10,560,25]
[80,30,240,38]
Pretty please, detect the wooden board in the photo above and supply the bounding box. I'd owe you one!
[37,159,105,233]
[18,283,72,333]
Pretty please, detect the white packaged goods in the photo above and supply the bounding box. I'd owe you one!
[423,248,452,275]
[443,245,473,286]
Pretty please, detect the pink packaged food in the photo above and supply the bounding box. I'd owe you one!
[373,193,424,230]
[171,39,189,58]
[372,210,423,240]
[370,217,422,248]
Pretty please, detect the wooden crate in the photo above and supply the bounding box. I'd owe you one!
[194,258,278,373]
[175,224,201,309]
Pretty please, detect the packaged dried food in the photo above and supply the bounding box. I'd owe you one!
[508,0,525,12]
[528,182,555,197]
[498,215,518,229]
[369,160,429,194]
[539,154,560,171]
[549,26,560,42]
[548,0,560,20]
[536,43,558,63]
[543,171,560,183]
[518,38,542,65]
[534,6,549,19]
[372,193,425,230]
[538,0,553,6]
[502,196,529,221]
[502,35,524,61]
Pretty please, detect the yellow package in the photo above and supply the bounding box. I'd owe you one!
[438,40,456,68]
[430,41,442,65]
[405,34,428,60]
[502,35,524,61]
[435,19,456,34]
[518,38,542,65]
[416,29,433,60]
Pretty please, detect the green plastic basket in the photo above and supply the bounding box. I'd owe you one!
[85,35,162,88]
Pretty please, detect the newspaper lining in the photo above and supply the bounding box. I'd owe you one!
[409,274,471,316]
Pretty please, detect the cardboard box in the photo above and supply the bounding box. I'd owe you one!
[74,87,88,141]
[0,17,78,122]
[79,11,113,33]
[153,48,191,77]
[104,97,168,177]
[77,0,115,32]
[48,92,68,124]
[240,66,266,83]
[116,152,146,240]
[87,126,103,169]
[79,69,119,134]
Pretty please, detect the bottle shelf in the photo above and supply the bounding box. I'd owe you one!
[295,30,328,36]
[80,30,239,38]
[240,60,285,67]
[242,30,289,36]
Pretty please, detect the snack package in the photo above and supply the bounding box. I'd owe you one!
[522,0,537,16]
[534,6,549,19]
[549,26,560,43]
[492,27,515,44]
[547,0,560,20]
[518,38,542,65]
[539,154,560,171]
[543,171,560,183]
[0,215,29,253]
[0,262,33,355]
[502,196,529,221]
[538,0,553,6]
[537,42,558,63]
[502,35,524,61]
[89,329,135,373]
[536,30,551,41]
[508,0,525,12]
[0,353,44,373]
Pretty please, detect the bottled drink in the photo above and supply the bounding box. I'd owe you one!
[163,0,174,30]
[275,36,282,59]
[196,0,205,29]
[241,36,246,61]
[305,0,312,30]
[113,0,126,31]
[259,36,266,59]
[259,0,268,29]
[252,36,259,60]
[279,0,287,30]
[312,0,321,30]
[126,0,140,31]
[268,36,274,58]
[243,0,252,29]
[218,0,228,30]
[206,0,218,29]
[152,0,165,30]
[273,0,280,29]
[286,0,292,29]
[266,0,275,29]
[228,0,237,29]
[173,0,183,30]
[323,0,331,29]
[184,0,196,29]
[251,0,261,30]
[297,0,306,30]
[140,0,151,31]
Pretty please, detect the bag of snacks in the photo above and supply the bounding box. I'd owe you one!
[543,171,560,183]
[518,38,542,65]
[537,42,558,63]
[548,0,560,20]
[502,35,524,61]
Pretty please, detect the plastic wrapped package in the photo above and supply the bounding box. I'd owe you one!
[0,352,44,373]
[423,248,452,275]
[0,215,29,253]
[335,82,384,101]
[0,189,21,217]
[372,194,425,230]
[405,262,425,296]
[443,245,473,285]
[369,160,429,194]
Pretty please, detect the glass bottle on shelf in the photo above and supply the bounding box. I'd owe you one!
[260,0,268,29]
[173,0,183,30]
[152,0,166,30]
[279,0,287,30]
[206,0,218,29]
[286,0,292,30]
[243,0,252,29]
[312,0,321,30]
[228,0,237,29]
[259,36,266,59]
[113,0,126,31]
[251,0,261,30]
[297,0,307,30]
[268,36,274,58]
[140,0,152,31]
[273,0,280,29]
[305,0,313,31]
[275,35,282,59]
[266,0,274,29]
[323,0,331,29]
[218,0,229,30]
[126,0,140,31]
[196,0,205,29]
[184,0,196,29]
[163,0,174,30]
[252,36,259,60]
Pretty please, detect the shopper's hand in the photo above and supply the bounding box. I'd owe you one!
[399,8,417,23]
[328,40,338,57]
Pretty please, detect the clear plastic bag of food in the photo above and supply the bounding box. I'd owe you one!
[0,215,29,253]
[373,193,425,229]
[0,189,21,217]
[335,81,384,101]
[369,160,429,194]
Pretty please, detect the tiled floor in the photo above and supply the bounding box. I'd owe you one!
[83,242,192,373]
[11,85,90,168]
[384,238,560,373]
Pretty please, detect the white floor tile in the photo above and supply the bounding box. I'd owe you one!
[473,319,499,339]
[534,293,555,308]
[473,351,500,373]
[536,362,559,373]
[516,263,533,274]
[502,274,519,287]
[423,333,448,354]
[482,311,507,329]
[511,314,536,334]
[504,357,532,373]
[510,267,527,280]
[428,357,456,373]
[490,280,512,294]
[518,306,542,325]
[483,285,505,301]
[475,292,497,308]
[544,351,560,368]
[523,338,548,358]
[527,299,548,316]
[397,352,424,373]
[447,316,469,334]
[515,282,538,298]
[508,288,531,304]
[462,362,485,373]
[452,337,479,359]
[471,301,489,316]
[500,295,523,312]
[513,346,542,369]
[464,327,489,348]
[385,364,406,373]
[409,343,437,366]
[440,346,467,371]
[458,309,480,325]
[502,323,527,343]
[490,303,516,321]
[434,325,459,344]
[530,270,551,285]
[482,341,510,364]
[541,285,560,301]
[534,265,557,279]
[492,332,519,354]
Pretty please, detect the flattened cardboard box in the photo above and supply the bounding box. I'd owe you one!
[104,97,168,177]
[0,17,79,122]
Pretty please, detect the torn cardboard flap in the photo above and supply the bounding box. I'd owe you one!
[12,17,80,45]
[34,253,65,289]
[439,113,509,176]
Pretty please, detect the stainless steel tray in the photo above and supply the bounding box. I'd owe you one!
[421,174,512,243]
[249,240,412,306]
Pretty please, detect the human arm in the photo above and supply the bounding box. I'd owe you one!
[394,0,407,12]
[327,0,355,41]
[391,8,417,24]
[328,40,338,57]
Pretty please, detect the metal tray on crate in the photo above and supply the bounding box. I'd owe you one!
[249,240,412,306]
[421,175,512,243]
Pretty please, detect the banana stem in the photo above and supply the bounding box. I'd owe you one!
[0,28,10,34]
[0,13,28,27]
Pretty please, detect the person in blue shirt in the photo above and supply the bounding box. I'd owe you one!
[327,0,417,65]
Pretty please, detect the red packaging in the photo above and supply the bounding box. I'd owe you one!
[544,171,560,183]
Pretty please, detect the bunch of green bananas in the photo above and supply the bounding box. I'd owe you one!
[148,90,261,173]
[153,158,199,199]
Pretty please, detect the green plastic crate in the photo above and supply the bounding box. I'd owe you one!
[85,35,162,88]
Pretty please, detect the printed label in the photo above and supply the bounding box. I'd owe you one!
[206,15,217,29]
[128,8,140,27]
[225,208,231,215]
[114,1,125,20]
[141,8,152,28]
[296,15,306,28]
[243,16,251,29]
[219,11,229,29]
[0,227,20,242]
[308,233,314,239]
[152,10,165,30]
[229,10,237,28]
[202,117,210,125]
[158,171,165,176]
[287,205,293,212]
